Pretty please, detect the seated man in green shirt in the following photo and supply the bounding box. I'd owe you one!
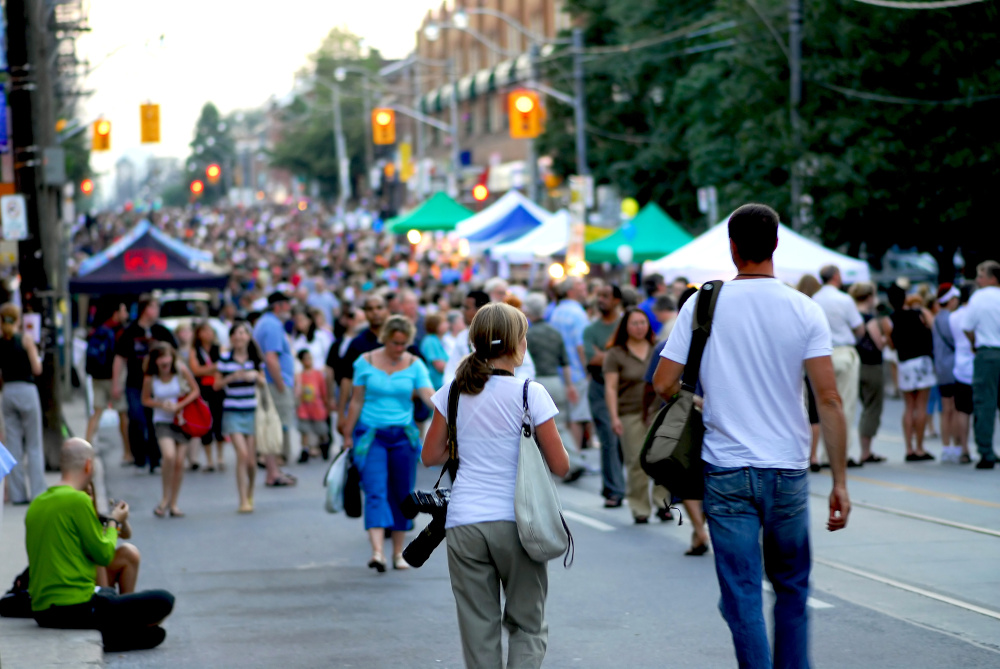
[25,438,174,652]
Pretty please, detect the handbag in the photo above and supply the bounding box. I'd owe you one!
[640,280,723,501]
[255,384,284,456]
[174,373,213,438]
[514,380,574,567]
[343,454,363,518]
[323,448,350,513]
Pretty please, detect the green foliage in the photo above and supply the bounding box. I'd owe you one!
[183,102,237,204]
[268,27,384,202]
[540,0,1000,275]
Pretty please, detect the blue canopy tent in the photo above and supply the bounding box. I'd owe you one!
[454,190,553,249]
[71,221,228,294]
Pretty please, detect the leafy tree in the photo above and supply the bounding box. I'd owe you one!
[541,0,1000,278]
[183,102,237,204]
[268,28,384,203]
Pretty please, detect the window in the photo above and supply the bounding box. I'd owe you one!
[465,107,475,137]
[483,95,493,135]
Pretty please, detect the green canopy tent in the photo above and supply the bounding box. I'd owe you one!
[388,192,474,234]
[585,203,694,263]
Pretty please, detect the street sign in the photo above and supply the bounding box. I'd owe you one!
[1,194,28,240]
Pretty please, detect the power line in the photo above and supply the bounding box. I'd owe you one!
[849,0,992,8]
[813,80,1000,105]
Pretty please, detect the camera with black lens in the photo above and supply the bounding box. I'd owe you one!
[401,488,450,568]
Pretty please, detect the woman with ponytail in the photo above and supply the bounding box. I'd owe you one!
[0,303,44,504]
[421,302,570,669]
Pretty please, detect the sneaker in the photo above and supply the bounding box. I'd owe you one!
[975,458,996,470]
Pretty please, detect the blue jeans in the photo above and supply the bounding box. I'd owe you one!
[125,387,158,469]
[703,464,812,669]
[588,380,624,499]
[353,424,418,532]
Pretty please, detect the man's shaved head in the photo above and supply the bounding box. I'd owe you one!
[60,438,95,473]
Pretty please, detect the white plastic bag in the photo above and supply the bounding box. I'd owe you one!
[323,448,350,514]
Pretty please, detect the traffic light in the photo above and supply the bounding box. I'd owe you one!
[80,179,94,196]
[508,90,541,139]
[206,164,221,185]
[372,108,396,145]
[472,184,489,202]
[92,120,111,151]
[190,180,204,196]
[140,104,160,143]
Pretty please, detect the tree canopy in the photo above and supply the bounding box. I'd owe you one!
[538,0,1000,277]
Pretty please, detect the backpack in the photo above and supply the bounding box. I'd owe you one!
[86,326,117,378]
[0,567,31,618]
[640,281,723,501]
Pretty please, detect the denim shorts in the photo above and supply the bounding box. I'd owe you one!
[222,411,255,436]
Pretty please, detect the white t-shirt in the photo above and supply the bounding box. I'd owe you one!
[951,306,974,384]
[431,377,558,529]
[661,279,832,469]
[964,286,1000,349]
[812,284,863,347]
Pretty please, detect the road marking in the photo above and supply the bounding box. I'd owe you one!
[761,581,834,609]
[815,557,1000,621]
[844,473,1000,510]
[562,510,616,532]
[809,492,1000,538]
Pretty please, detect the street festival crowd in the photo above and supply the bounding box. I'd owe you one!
[1,201,999,666]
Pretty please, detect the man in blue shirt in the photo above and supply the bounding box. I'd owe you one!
[639,273,668,336]
[254,292,297,486]
[549,277,592,453]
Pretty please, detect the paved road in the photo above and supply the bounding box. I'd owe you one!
[91,397,1000,668]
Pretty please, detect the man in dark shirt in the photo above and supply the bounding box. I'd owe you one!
[333,294,389,432]
[86,302,130,457]
[112,295,177,471]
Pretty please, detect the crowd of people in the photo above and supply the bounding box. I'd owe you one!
[3,201,998,665]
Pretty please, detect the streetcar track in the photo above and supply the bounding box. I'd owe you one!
[808,491,1000,538]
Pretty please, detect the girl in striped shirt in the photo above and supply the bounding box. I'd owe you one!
[214,322,263,513]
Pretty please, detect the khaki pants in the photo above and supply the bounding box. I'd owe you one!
[828,346,860,461]
[446,521,548,669]
[620,412,668,519]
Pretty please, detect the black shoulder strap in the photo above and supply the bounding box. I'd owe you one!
[521,379,532,436]
[680,280,724,392]
[434,381,461,486]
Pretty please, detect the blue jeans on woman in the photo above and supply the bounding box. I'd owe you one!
[353,424,418,532]
[702,463,812,669]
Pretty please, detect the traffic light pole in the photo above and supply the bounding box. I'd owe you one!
[526,43,541,203]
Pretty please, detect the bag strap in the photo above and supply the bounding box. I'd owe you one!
[521,379,532,437]
[680,280,724,392]
[434,381,461,488]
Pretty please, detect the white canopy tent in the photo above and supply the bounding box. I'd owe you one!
[453,189,554,246]
[644,220,871,285]
[490,210,570,263]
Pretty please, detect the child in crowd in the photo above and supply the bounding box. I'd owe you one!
[295,350,331,460]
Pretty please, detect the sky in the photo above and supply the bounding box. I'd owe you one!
[78,0,443,182]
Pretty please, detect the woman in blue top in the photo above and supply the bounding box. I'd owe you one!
[343,315,435,572]
[419,312,449,390]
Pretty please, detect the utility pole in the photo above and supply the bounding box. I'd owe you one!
[788,0,803,231]
[331,83,351,214]
[572,28,589,178]
[6,0,67,469]
[447,58,460,199]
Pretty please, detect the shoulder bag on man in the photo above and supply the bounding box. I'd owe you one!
[640,280,723,501]
[514,380,574,567]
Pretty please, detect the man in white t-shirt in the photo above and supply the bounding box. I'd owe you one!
[950,286,975,463]
[653,203,850,668]
[812,265,865,466]
[964,260,1000,468]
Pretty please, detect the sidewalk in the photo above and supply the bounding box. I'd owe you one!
[0,392,106,669]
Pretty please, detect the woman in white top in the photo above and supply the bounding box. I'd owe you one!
[142,343,200,518]
[949,285,976,463]
[422,302,570,669]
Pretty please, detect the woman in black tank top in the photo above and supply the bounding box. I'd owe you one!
[0,303,44,503]
[884,294,937,461]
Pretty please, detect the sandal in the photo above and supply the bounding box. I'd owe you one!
[393,555,410,570]
[153,504,168,518]
[266,476,296,487]
[368,553,386,573]
[238,503,254,514]
[862,454,886,463]
[169,508,185,518]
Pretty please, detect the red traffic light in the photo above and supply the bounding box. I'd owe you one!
[472,184,489,202]
[190,180,205,195]
[80,178,94,196]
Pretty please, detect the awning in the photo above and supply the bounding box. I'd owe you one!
[475,68,494,95]
[458,74,475,100]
